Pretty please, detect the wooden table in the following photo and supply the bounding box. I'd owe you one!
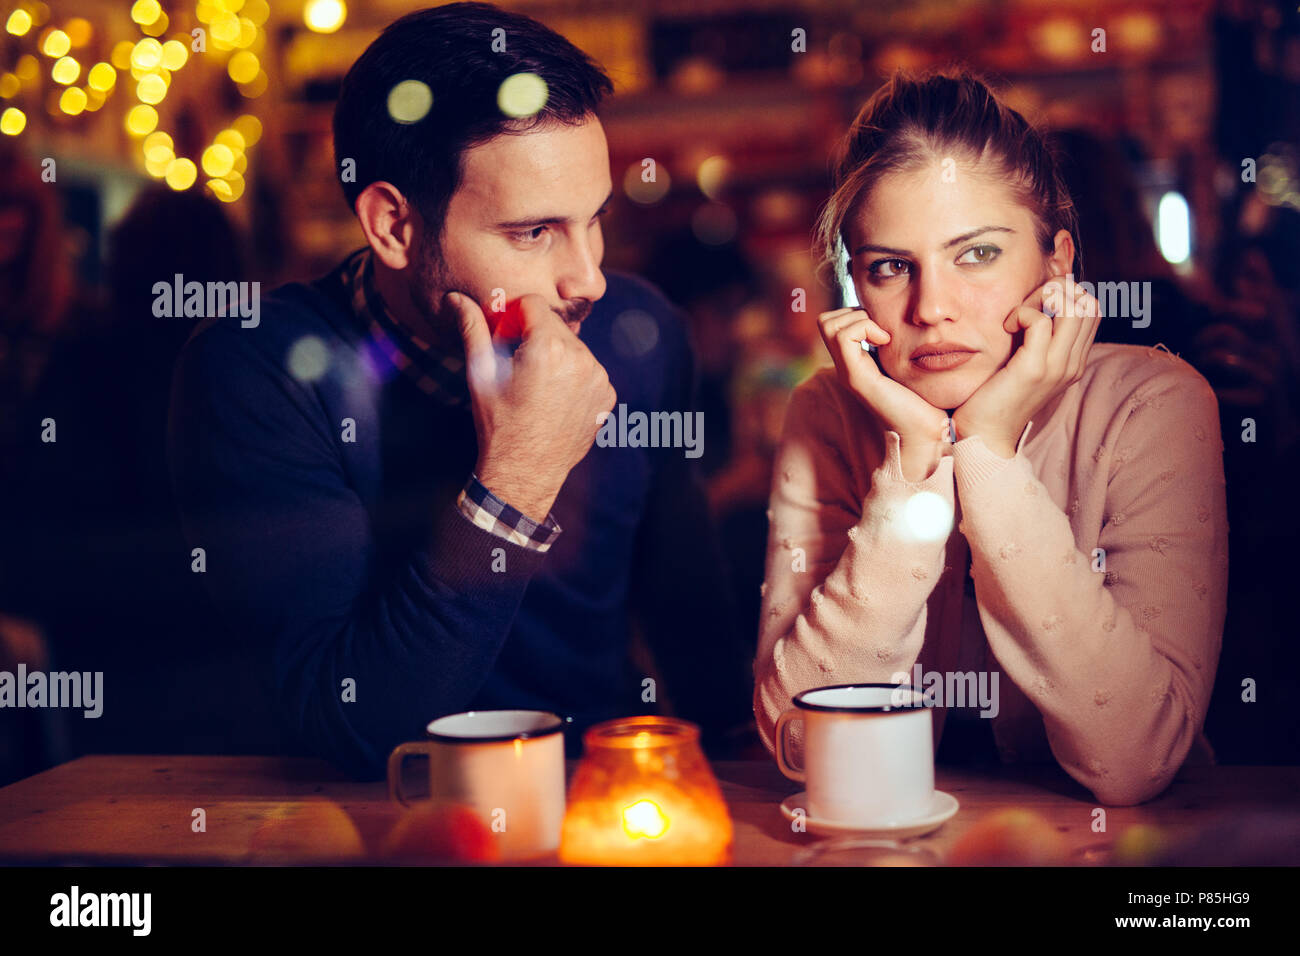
[0,756,1296,865]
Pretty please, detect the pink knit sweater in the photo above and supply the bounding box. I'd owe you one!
[753,343,1229,806]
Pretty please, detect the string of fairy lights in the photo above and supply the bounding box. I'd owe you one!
[0,0,288,203]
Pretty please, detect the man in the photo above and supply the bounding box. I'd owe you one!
[168,2,754,779]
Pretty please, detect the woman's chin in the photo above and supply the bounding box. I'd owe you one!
[907,378,980,412]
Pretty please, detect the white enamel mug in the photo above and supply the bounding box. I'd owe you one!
[387,710,569,860]
[774,684,933,827]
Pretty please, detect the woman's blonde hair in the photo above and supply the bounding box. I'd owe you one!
[814,68,1081,289]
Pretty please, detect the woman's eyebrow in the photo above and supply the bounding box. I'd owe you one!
[852,225,1015,258]
[943,225,1014,248]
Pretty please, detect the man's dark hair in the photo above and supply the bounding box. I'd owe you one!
[333,2,613,242]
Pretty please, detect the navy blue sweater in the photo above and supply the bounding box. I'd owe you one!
[167,259,753,779]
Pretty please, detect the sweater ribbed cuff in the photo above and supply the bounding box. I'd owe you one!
[880,430,955,490]
[418,499,547,592]
[952,421,1035,500]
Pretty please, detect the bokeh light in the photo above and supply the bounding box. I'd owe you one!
[51,56,79,85]
[0,107,26,135]
[623,161,670,205]
[304,0,347,34]
[202,144,236,177]
[387,79,432,124]
[497,72,548,118]
[87,62,116,92]
[164,157,198,191]
[901,491,955,542]
[6,10,32,36]
[125,103,158,135]
[58,87,87,116]
[41,29,70,58]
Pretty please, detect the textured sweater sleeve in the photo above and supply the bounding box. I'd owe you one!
[753,373,955,754]
[952,360,1228,805]
[167,320,547,781]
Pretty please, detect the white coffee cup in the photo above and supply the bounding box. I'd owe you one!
[774,684,933,827]
[387,710,569,860]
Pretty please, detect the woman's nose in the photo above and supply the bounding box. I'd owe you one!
[911,269,958,326]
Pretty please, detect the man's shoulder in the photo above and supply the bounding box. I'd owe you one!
[176,270,361,380]
[592,270,690,352]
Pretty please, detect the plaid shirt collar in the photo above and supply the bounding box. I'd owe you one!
[343,247,470,407]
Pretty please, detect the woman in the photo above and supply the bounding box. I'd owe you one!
[754,71,1228,807]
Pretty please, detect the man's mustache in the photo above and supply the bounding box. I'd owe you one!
[559,299,592,324]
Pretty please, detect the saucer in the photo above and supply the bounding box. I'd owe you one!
[780,791,959,839]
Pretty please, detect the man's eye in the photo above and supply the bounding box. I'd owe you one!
[956,244,1001,265]
[512,226,547,243]
[869,258,910,278]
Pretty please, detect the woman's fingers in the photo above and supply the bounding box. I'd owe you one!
[820,309,891,346]
[1065,290,1102,378]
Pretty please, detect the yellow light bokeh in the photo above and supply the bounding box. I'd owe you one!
[145,141,174,163]
[207,178,234,202]
[125,103,158,135]
[5,10,32,36]
[131,39,163,71]
[65,17,92,47]
[144,152,170,178]
[227,51,259,85]
[87,62,116,92]
[214,128,245,152]
[244,0,269,27]
[51,56,79,85]
[84,87,106,111]
[0,74,19,99]
[238,70,267,98]
[131,0,162,26]
[236,16,257,48]
[0,107,26,135]
[221,171,245,200]
[304,0,347,34]
[202,143,235,177]
[231,113,262,146]
[58,87,87,116]
[161,40,188,71]
[15,55,37,82]
[143,130,173,152]
[165,157,198,191]
[210,12,240,45]
[111,41,134,71]
[137,74,167,105]
[232,151,247,174]
[41,29,70,58]
[141,12,169,38]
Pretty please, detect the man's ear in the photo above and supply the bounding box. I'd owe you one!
[355,181,418,271]
[1046,228,1075,279]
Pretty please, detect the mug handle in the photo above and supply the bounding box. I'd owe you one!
[773,708,805,783]
[387,740,437,807]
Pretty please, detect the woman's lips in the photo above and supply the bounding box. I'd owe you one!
[911,350,976,372]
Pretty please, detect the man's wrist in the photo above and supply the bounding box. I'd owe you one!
[475,463,560,523]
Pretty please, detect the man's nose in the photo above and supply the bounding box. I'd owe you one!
[556,232,605,305]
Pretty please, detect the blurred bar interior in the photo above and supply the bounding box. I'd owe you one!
[0,0,1297,784]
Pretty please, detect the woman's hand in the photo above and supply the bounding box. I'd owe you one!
[817,307,951,447]
[951,277,1102,457]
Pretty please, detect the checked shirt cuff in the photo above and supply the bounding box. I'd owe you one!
[456,473,562,553]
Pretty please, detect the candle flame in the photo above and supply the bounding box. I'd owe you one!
[622,799,669,840]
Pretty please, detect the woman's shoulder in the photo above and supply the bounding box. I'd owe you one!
[1081,342,1219,416]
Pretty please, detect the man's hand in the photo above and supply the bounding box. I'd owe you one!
[951,277,1102,458]
[448,291,616,521]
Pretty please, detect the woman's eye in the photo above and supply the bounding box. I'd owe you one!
[868,258,910,279]
[957,244,1001,265]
